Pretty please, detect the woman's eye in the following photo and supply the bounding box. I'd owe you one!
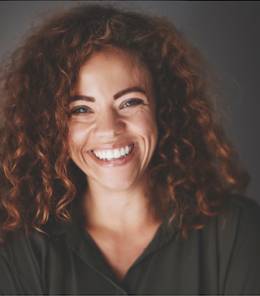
[120,98,145,109]
[70,106,93,115]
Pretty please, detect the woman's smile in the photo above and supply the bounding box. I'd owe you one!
[89,143,136,167]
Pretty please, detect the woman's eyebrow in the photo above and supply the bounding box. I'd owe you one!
[70,86,146,102]
[113,86,146,99]
[69,95,95,102]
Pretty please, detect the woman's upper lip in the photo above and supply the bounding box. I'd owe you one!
[89,142,134,152]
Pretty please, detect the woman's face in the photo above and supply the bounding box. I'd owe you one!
[67,49,158,192]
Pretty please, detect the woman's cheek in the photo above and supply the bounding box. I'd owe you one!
[68,121,92,147]
[130,109,157,133]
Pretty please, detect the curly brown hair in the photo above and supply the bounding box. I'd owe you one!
[0,4,249,242]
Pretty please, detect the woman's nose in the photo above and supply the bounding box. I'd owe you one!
[95,109,125,138]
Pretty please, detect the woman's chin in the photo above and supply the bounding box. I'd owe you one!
[92,176,138,192]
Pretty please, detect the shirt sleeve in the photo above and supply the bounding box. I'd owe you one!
[218,197,260,295]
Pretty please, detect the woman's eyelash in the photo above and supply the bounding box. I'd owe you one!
[119,98,145,109]
[70,98,146,115]
[70,106,93,114]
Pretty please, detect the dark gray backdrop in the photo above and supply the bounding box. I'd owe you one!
[0,1,259,204]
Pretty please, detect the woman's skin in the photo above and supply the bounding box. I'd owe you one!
[67,48,161,279]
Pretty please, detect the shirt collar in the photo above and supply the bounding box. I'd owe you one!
[45,197,179,269]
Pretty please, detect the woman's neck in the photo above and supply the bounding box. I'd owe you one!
[83,181,157,235]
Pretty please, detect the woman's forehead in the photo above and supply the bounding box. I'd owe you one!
[73,48,153,96]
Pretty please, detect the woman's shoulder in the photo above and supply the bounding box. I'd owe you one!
[218,194,260,232]
[0,226,50,266]
[0,227,52,294]
[0,219,68,293]
[213,195,260,293]
[212,194,260,268]
[0,217,67,257]
[200,194,260,261]
[198,194,260,294]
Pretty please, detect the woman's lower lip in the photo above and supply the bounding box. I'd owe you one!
[89,145,135,167]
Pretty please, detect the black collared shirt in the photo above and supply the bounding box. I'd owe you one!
[1,195,260,295]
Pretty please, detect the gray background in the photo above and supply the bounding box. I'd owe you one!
[0,1,259,204]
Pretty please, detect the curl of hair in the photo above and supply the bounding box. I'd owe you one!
[0,4,249,242]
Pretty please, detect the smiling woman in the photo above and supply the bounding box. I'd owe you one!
[0,4,260,295]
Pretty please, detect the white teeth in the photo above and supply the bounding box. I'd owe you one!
[107,151,113,159]
[113,150,120,158]
[93,145,133,160]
